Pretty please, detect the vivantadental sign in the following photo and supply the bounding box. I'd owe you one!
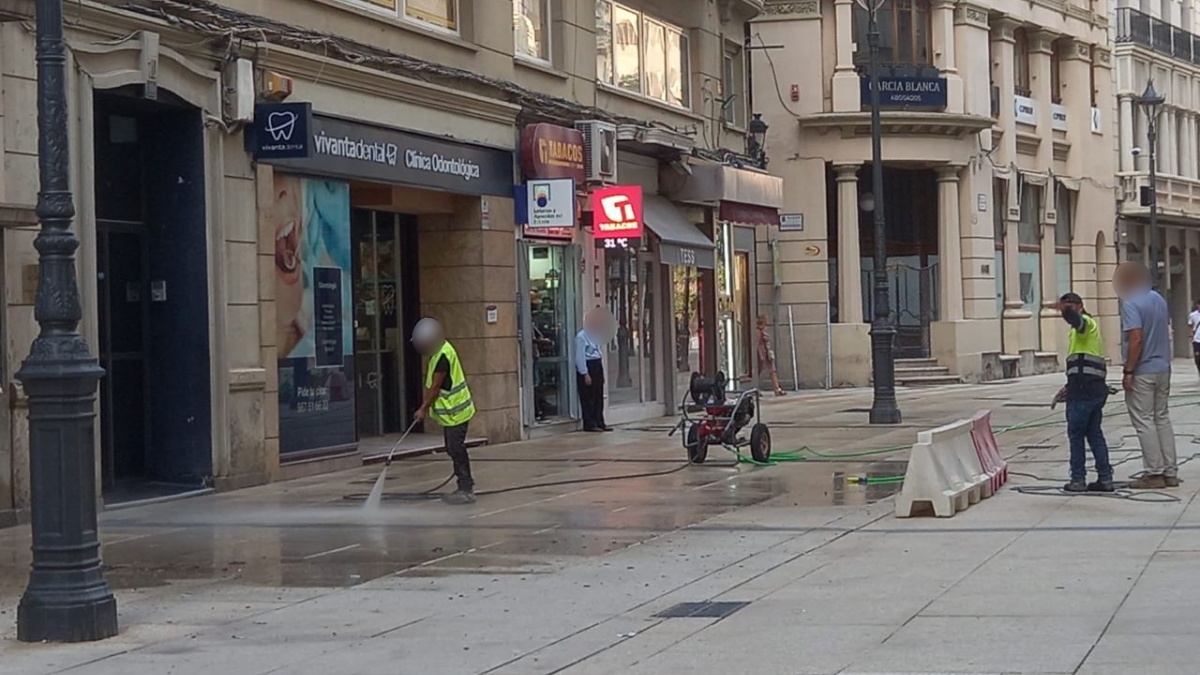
[251,106,512,197]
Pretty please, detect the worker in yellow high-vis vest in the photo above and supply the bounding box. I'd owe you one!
[412,317,477,505]
[1055,292,1114,494]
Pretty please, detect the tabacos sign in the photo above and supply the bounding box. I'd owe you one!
[521,123,586,183]
[591,185,643,241]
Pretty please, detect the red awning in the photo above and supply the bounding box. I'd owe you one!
[718,201,779,226]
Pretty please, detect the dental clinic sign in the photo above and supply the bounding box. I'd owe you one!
[252,104,512,197]
[859,76,947,110]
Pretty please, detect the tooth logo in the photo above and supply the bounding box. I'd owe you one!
[266,111,297,142]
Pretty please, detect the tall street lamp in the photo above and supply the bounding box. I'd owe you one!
[17,0,118,642]
[859,0,901,424]
[747,112,770,169]
[1138,78,1164,288]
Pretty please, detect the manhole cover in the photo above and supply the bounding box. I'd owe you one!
[1005,402,1052,408]
[653,601,750,619]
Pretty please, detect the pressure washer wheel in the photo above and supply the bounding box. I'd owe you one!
[686,424,709,464]
[750,423,771,463]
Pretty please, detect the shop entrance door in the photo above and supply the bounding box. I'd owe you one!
[93,88,212,502]
[519,241,580,425]
[351,209,413,438]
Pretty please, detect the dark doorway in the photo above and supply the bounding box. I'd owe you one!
[93,88,212,503]
[350,209,421,438]
[828,165,939,359]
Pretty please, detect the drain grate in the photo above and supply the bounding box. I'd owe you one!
[838,407,873,414]
[653,601,750,619]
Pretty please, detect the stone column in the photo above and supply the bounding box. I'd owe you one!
[835,164,864,323]
[1119,95,1134,173]
[832,0,860,111]
[1185,113,1197,178]
[992,20,1023,316]
[1030,31,1055,168]
[1164,108,1178,176]
[1134,106,1149,172]
[937,165,965,321]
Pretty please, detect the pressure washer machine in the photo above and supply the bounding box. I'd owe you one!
[671,371,771,464]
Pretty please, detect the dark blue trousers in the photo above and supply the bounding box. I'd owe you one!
[1066,394,1112,483]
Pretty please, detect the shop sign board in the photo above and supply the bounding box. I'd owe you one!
[252,102,312,159]
[1014,95,1037,125]
[258,111,514,197]
[859,76,947,109]
[515,178,576,229]
[520,123,587,183]
[591,185,644,244]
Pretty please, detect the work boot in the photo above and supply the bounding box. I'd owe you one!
[1087,480,1115,493]
[442,490,476,505]
[1128,475,1167,490]
[1062,481,1088,493]
[1165,475,1181,488]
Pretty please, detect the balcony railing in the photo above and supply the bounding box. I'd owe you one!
[1117,7,1200,66]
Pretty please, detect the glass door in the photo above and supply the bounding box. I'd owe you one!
[351,209,404,438]
[527,243,573,422]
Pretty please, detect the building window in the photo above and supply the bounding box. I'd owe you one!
[514,0,550,62]
[1014,28,1031,97]
[723,42,746,127]
[852,0,932,66]
[596,1,690,108]
[1088,46,1097,107]
[1018,183,1041,247]
[1055,184,1073,298]
[1049,40,1062,104]
[405,0,456,31]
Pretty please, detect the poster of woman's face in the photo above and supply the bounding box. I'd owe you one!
[273,176,306,358]
[272,175,357,455]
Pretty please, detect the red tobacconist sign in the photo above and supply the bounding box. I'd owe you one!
[520,123,587,183]
[591,185,644,240]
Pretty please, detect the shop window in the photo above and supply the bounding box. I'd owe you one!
[405,0,457,31]
[1018,183,1041,247]
[596,0,690,108]
[1014,28,1031,97]
[606,246,657,406]
[994,178,1006,315]
[514,0,550,62]
[723,42,746,128]
[852,0,932,66]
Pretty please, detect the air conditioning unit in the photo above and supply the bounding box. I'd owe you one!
[574,120,618,183]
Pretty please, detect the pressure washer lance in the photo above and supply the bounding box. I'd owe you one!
[1050,385,1119,411]
[363,419,420,510]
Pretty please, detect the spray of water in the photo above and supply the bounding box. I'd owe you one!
[362,464,390,511]
[361,420,418,512]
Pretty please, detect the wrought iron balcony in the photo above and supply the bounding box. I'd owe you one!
[1117,7,1200,65]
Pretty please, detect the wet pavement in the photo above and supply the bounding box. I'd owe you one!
[3,373,1164,674]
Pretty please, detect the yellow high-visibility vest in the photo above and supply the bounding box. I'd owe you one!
[426,341,475,426]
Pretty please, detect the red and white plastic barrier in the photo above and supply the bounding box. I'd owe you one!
[970,409,1008,497]
[895,418,991,518]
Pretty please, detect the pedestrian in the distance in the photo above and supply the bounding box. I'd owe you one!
[1055,292,1113,492]
[756,315,786,397]
[412,317,477,505]
[1188,299,1200,377]
[1114,261,1178,489]
[576,309,611,433]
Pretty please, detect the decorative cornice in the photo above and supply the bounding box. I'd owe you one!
[991,18,1021,42]
[760,0,821,18]
[1061,38,1092,62]
[1030,30,1057,55]
[799,111,994,139]
[954,3,990,29]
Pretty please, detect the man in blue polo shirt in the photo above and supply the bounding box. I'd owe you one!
[1114,261,1178,489]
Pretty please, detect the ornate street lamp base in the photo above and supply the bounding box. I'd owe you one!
[868,322,902,425]
[18,591,117,643]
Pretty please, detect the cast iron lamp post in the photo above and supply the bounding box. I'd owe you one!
[16,0,118,642]
[1138,78,1164,289]
[858,0,901,424]
[747,113,769,168]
